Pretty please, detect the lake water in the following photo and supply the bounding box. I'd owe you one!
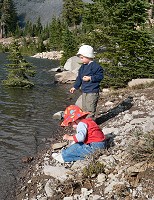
[0,53,78,199]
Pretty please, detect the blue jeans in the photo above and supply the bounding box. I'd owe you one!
[62,141,106,162]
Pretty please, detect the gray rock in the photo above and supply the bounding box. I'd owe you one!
[43,165,72,182]
[52,111,64,120]
[128,78,154,87]
[51,142,67,150]
[142,120,154,132]
[130,118,146,124]
[63,197,73,200]
[49,67,63,72]
[54,71,77,83]
[102,127,119,135]
[64,56,81,72]
[44,180,54,197]
[97,173,106,183]
[123,113,133,122]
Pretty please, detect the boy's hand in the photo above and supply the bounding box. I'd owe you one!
[83,76,91,82]
[70,87,76,93]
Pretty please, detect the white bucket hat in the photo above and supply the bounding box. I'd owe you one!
[77,45,94,58]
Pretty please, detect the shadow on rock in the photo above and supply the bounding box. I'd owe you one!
[105,132,116,149]
[95,96,133,125]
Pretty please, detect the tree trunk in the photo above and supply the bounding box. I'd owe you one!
[0,22,5,38]
[0,22,2,39]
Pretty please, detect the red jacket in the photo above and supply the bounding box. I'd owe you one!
[73,118,105,144]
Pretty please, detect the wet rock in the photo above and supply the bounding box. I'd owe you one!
[54,71,77,83]
[51,142,68,150]
[22,156,34,163]
[52,111,64,120]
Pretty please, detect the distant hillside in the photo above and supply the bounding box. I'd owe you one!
[13,0,92,27]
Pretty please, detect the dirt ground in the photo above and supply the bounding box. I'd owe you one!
[15,85,154,200]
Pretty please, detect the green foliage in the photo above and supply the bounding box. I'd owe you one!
[23,20,34,37]
[14,24,23,38]
[18,37,36,56]
[3,41,36,88]
[0,0,18,37]
[1,0,154,89]
[34,17,43,36]
[60,25,78,66]
[41,24,50,41]
[83,161,105,178]
[82,0,154,88]
[49,17,63,50]
[36,35,46,53]
[62,0,83,27]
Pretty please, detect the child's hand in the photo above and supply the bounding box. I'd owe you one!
[70,87,76,93]
[83,76,91,82]
[63,134,69,140]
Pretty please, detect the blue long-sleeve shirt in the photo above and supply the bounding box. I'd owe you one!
[74,61,103,93]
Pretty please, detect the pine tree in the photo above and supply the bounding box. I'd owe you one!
[82,0,154,88]
[33,17,43,36]
[62,0,83,28]
[23,20,33,37]
[0,0,18,38]
[37,35,46,52]
[14,24,23,38]
[61,25,78,66]
[49,17,63,50]
[3,41,36,88]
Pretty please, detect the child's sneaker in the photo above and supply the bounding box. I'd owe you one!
[52,153,64,163]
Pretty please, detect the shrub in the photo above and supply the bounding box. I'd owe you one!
[82,160,105,178]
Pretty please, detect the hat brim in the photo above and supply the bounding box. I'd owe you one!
[61,112,89,126]
[76,53,95,58]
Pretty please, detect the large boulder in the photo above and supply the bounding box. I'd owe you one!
[54,56,82,83]
[54,71,77,83]
[64,56,81,73]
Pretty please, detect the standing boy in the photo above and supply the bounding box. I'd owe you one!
[70,45,104,118]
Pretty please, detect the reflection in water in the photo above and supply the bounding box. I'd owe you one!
[0,53,78,199]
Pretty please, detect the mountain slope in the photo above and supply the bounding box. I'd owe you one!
[13,0,92,26]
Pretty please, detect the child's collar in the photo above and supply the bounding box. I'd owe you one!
[83,61,93,65]
[88,61,93,65]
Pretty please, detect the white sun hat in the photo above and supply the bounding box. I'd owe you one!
[77,45,95,58]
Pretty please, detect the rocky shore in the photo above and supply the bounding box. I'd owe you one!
[16,85,154,200]
[31,51,63,60]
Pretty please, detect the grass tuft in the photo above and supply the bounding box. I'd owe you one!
[82,160,105,178]
[128,131,154,162]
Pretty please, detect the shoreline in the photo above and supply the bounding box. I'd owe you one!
[15,86,154,200]
[0,38,62,60]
